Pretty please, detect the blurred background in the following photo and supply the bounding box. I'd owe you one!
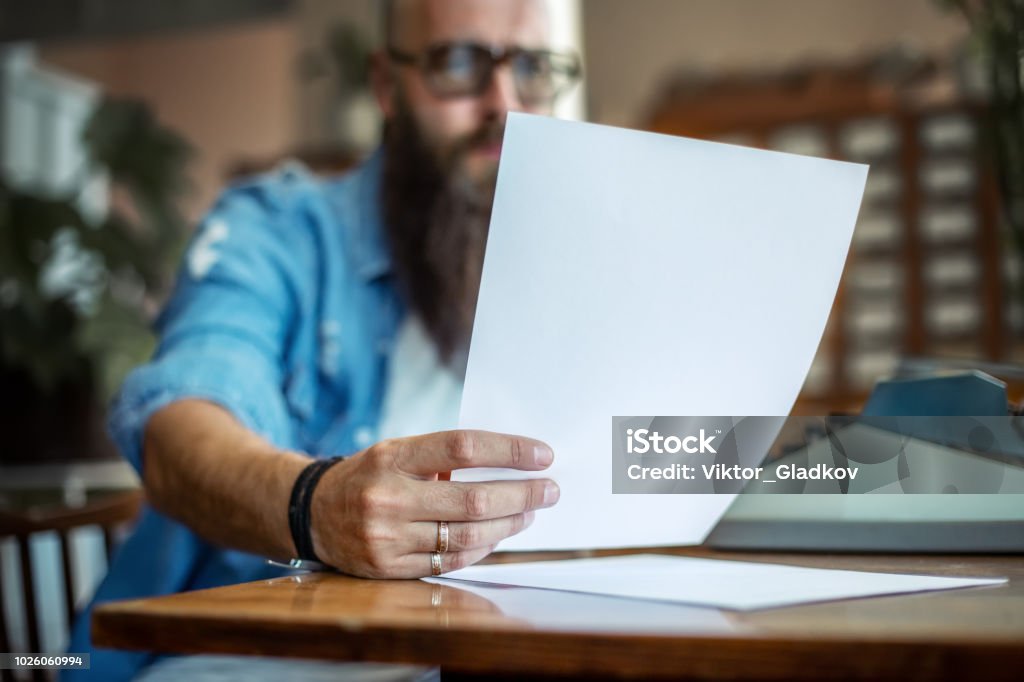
[1,0,1022,667]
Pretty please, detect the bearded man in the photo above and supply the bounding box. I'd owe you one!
[66,0,582,679]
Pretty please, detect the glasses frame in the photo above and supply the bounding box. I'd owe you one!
[386,41,583,106]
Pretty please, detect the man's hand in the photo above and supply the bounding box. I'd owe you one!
[310,430,558,578]
[142,402,555,580]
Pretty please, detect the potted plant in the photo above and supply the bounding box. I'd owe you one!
[939,0,1024,297]
[0,98,190,465]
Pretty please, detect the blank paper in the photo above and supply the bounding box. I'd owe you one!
[427,554,1006,611]
[457,113,869,550]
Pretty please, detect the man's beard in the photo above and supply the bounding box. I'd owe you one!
[380,101,502,370]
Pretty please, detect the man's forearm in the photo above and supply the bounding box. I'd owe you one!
[140,400,558,579]
[142,399,310,559]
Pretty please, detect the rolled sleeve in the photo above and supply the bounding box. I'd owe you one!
[109,181,314,476]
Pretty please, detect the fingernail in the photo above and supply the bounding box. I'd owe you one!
[543,481,560,506]
[534,444,554,467]
[524,510,536,526]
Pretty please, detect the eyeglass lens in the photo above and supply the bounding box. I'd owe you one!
[423,44,579,105]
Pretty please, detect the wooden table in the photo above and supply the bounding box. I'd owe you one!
[92,547,1024,681]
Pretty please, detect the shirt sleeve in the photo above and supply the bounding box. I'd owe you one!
[108,180,314,476]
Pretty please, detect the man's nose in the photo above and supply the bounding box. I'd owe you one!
[480,64,523,119]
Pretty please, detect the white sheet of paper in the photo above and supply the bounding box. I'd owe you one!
[420,573,737,632]
[426,554,1006,611]
[457,113,868,550]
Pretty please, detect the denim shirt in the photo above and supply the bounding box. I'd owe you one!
[66,150,404,682]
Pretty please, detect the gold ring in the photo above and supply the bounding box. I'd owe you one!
[430,551,442,576]
[436,521,449,553]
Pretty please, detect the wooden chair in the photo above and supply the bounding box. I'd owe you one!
[0,489,142,682]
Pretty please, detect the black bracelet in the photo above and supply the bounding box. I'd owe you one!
[287,456,344,563]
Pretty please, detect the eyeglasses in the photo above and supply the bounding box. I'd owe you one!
[387,42,582,107]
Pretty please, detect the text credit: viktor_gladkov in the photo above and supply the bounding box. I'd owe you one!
[623,427,859,484]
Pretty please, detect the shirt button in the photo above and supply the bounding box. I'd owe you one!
[354,426,375,448]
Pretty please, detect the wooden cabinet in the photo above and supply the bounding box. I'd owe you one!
[645,62,1014,413]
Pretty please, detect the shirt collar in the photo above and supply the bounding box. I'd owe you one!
[333,147,392,282]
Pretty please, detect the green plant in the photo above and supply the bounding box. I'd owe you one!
[939,1,1024,288]
[327,22,372,93]
[0,98,191,400]
[299,21,372,93]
